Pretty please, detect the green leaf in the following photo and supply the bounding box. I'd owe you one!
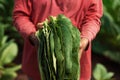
[1,65,21,78]
[1,36,8,46]
[0,25,4,46]
[0,3,5,11]
[4,65,21,72]
[103,72,114,80]
[0,64,21,79]
[0,42,18,65]
[0,64,21,80]
[93,63,114,80]
[112,0,120,9]
[0,72,17,80]
[93,63,107,80]
[0,40,13,63]
[7,72,17,78]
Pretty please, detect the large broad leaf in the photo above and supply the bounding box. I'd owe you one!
[93,64,114,80]
[93,63,107,80]
[0,40,13,63]
[0,42,18,66]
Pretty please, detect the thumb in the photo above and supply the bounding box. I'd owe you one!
[80,42,82,48]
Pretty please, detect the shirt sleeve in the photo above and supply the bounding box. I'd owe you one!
[12,0,36,39]
[80,0,103,42]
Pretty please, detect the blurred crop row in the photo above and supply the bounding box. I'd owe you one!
[93,0,120,63]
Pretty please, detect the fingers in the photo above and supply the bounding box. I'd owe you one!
[37,23,43,29]
[79,38,89,59]
[34,22,43,48]
[80,38,89,51]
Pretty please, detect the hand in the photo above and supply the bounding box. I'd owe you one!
[28,23,43,47]
[37,22,43,29]
[28,32,39,47]
[79,37,89,59]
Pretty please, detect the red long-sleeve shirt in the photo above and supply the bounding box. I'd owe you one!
[13,0,103,80]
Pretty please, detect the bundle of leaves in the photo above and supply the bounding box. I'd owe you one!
[36,14,81,80]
